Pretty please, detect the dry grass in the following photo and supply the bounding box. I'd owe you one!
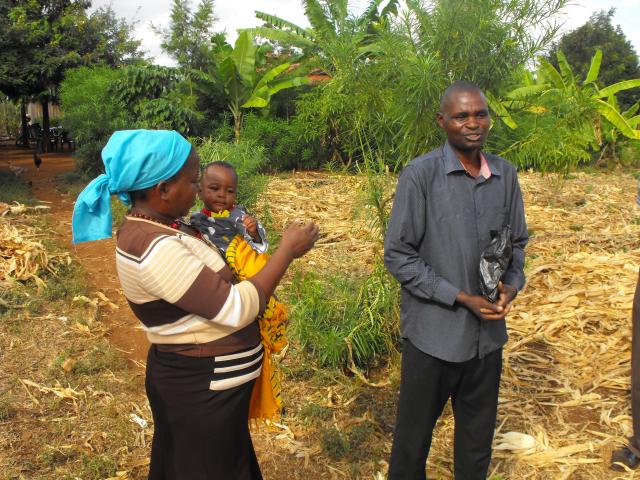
[254,170,640,479]
[0,203,151,480]
[1,170,639,479]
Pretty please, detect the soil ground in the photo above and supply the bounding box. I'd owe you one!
[2,145,640,480]
[0,146,389,479]
[1,146,149,363]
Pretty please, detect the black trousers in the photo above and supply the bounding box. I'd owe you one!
[145,346,263,480]
[388,339,502,480]
[630,270,640,455]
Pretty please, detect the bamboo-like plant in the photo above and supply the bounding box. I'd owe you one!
[250,0,400,73]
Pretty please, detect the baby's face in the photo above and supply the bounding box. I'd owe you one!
[200,166,237,213]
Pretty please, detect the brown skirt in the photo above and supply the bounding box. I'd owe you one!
[145,345,262,480]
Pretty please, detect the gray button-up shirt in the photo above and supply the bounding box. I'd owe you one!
[384,142,528,362]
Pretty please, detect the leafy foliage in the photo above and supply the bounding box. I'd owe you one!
[59,66,129,174]
[113,65,199,135]
[0,0,143,150]
[288,262,398,369]
[214,113,328,170]
[257,0,568,168]
[547,9,640,109]
[154,0,217,71]
[194,31,310,141]
[491,49,640,173]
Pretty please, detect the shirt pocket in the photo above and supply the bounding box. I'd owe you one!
[480,206,508,246]
[431,186,471,224]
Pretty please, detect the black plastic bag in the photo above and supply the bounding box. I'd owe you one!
[479,225,513,302]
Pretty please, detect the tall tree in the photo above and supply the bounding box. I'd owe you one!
[0,0,143,151]
[154,0,217,72]
[547,9,640,108]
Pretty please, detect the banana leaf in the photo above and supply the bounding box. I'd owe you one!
[506,84,548,100]
[242,77,311,108]
[232,31,257,85]
[254,63,290,91]
[245,27,316,50]
[538,58,565,89]
[592,79,640,99]
[584,49,602,85]
[623,102,639,119]
[595,99,640,140]
[486,92,517,129]
[556,50,575,84]
[255,11,310,37]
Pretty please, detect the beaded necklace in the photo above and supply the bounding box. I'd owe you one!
[127,211,179,229]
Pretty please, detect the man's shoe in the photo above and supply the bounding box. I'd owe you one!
[611,447,640,471]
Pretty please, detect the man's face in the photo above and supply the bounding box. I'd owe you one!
[436,90,490,152]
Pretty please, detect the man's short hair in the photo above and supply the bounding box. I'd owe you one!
[439,80,485,111]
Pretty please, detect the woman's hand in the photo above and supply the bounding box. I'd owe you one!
[250,221,319,300]
[279,221,320,259]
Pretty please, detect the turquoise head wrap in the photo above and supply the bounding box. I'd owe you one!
[71,130,192,244]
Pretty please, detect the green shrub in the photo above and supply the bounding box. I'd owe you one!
[0,99,20,139]
[243,114,327,171]
[619,140,640,168]
[194,138,268,209]
[59,66,130,175]
[288,261,399,369]
[214,114,328,171]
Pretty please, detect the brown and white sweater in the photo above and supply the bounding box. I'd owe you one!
[116,216,266,366]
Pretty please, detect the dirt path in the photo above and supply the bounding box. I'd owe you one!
[0,147,148,362]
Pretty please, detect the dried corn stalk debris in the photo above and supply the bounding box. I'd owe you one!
[260,171,640,479]
[0,201,69,289]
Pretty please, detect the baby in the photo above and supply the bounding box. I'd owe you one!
[190,160,286,423]
[190,161,268,256]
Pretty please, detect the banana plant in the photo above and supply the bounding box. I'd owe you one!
[193,31,310,142]
[499,49,640,141]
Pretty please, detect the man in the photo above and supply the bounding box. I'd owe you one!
[611,250,640,468]
[384,80,528,479]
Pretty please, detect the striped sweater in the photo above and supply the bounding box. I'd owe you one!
[115,216,266,359]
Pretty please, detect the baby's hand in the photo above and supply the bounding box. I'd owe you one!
[242,215,260,241]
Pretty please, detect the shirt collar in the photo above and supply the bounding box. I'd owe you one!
[443,141,502,178]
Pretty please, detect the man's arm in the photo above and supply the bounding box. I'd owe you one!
[383,165,460,306]
[502,169,528,293]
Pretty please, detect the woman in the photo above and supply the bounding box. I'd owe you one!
[72,130,319,479]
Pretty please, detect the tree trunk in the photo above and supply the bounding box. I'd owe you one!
[20,102,28,147]
[41,99,50,153]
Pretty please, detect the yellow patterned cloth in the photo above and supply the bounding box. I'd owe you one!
[226,235,287,424]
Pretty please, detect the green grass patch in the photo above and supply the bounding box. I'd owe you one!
[0,171,34,204]
[1,208,147,480]
[300,402,333,423]
[287,260,399,369]
[320,420,379,462]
